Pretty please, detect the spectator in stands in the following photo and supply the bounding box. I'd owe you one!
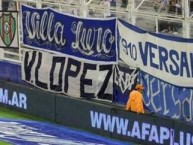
[111,0,116,7]
[154,0,169,12]
[125,84,145,114]
[2,0,10,11]
[190,0,193,16]
[157,0,182,34]
[121,0,128,8]
[168,0,182,33]
[2,0,16,11]
[168,0,182,15]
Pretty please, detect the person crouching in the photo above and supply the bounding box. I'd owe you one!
[126,84,145,114]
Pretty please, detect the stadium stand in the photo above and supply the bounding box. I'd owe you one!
[0,1,193,144]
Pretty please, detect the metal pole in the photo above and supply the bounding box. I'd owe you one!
[0,0,2,10]
[82,0,87,18]
[131,0,136,25]
[36,0,42,8]
[183,0,190,38]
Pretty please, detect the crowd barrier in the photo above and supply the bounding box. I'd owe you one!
[0,80,192,145]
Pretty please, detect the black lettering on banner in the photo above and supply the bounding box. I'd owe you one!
[131,44,137,60]
[22,50,114,100]
[50,57,66,91]
[80,63,96,99]
[35,52,48,89]
[97,65,113,100]
[64,58,81,93]
[121,38,128,55]
[24,51,36,81]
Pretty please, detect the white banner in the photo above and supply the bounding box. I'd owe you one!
[21,50,113,101]
[118,19,193,87]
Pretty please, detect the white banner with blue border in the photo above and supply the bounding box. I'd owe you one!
[118,19,193,87]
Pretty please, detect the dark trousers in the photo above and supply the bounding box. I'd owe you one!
[2,0,10,11]
[121,0,128,8]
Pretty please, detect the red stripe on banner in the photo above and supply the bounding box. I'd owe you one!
[9,15,12,43]
[2,15,5,41]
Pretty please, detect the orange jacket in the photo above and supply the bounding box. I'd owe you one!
[126,90,145,114]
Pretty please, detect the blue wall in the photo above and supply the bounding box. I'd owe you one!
[0,61,22,84]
